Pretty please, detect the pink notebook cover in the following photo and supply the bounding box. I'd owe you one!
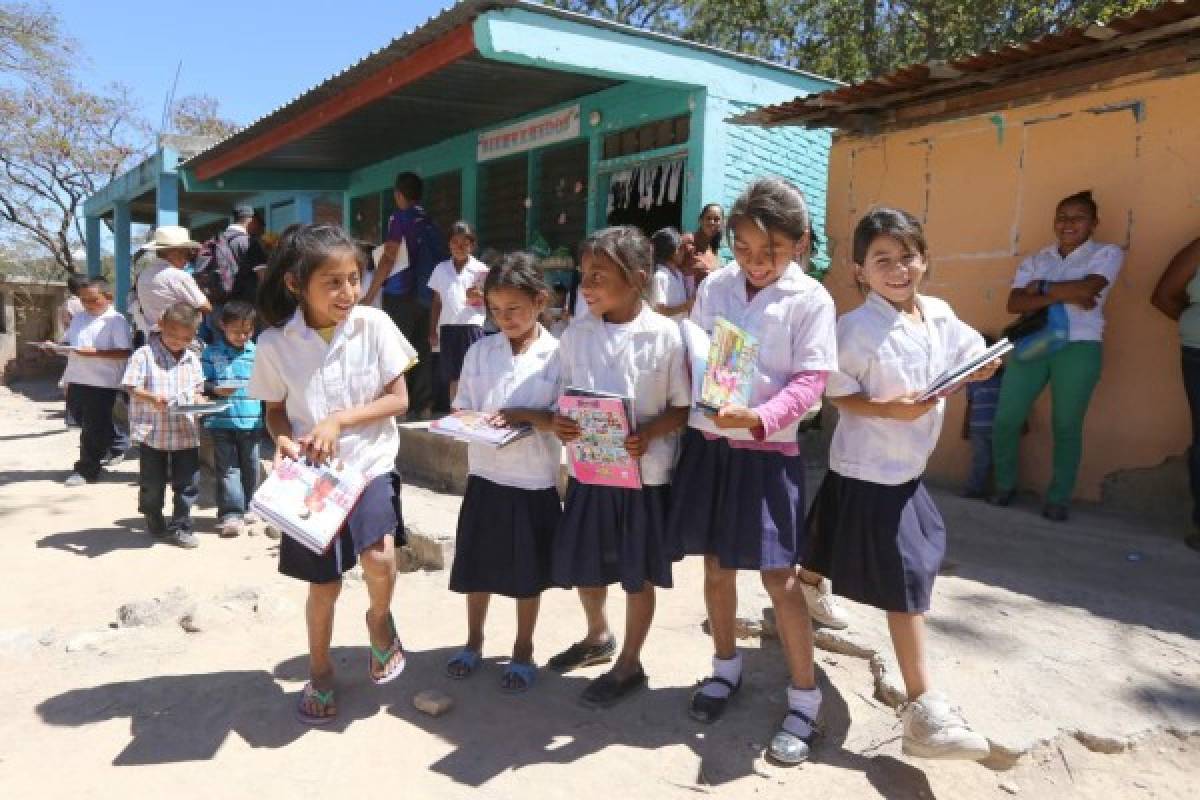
[559,394,642,489]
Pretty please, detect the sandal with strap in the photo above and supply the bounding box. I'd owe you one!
[366,611,406,685]
[767,709,820,766]
[688,675,742,723]
[445,648,482,680]
[501,661,538,694]
[296,682,336,726]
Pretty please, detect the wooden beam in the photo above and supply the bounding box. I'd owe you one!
[193,24,476,181]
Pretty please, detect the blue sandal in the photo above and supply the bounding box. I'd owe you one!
[445,648,482,680]
[501,661,538,694]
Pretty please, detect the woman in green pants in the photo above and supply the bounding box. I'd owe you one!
[990,191,1125,522]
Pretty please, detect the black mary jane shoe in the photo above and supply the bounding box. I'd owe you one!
[688,675,742,723]
[579,667,647,709]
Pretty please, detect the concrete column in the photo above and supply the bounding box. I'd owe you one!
[114,202,132,314]
[85,215,102,278]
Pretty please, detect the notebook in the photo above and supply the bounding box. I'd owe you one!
[916,338,1013,402]
[559,387,641,489]
[430,409,533,448]
[250,458,367,554]
[696,318,759,413]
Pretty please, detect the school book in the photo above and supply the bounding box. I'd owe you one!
[559,387,641,489]
[429,409,533,448]
[696,318,760,413]
[916,338,1014,402]
[249,458,367,554]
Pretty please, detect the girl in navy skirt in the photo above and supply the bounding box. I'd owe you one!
[804,208,999,760]
[445,252,563,693]
[428,220,489,403]
[550,226,690,708]
[666,178,839,766]
[249,225,417,725]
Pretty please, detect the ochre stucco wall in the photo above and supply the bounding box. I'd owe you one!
[822,67,1200,505]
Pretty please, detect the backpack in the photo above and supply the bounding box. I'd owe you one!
[192,231,240,301]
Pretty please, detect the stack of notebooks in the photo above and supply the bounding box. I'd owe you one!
[429,410,533,448]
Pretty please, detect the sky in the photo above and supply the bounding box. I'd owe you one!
[51,0,455,128]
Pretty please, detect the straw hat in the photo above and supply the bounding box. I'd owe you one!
[142,225,201,251]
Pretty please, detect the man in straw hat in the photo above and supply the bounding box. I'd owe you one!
[133,225,212,336]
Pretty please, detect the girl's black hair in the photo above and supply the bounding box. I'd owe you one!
[219,299,257,325]
[448,220,477,242]
[257,224,361,328]
[483,251,548,300]
[1057,189,1098,219]
[66,273,85,295]
[650,227,683,265]
[851,207,928,266]
[579,226,652,297]
[698,203,724,252]
[727,178,810,245]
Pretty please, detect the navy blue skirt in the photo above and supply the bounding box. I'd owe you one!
[668,429,807,570]
[552,479,673,592]
[439,324,486,383]
[802,471,946,613]
[278,471,405,585]
[449,475,562,598]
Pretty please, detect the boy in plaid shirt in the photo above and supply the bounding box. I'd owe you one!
[122,302,205,548]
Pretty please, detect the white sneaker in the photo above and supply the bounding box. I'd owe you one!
[901,690,991,760]
[800,577,849,629]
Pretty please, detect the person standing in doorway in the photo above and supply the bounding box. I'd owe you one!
[226,204,269,303]
[693,203,725,275]
[362,172,447,420]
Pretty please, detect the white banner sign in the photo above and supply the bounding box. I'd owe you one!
[477,105,581,162]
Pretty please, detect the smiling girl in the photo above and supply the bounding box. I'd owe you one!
[249,224,417,725]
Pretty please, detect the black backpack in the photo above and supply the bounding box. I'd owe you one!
[192,231,240,301]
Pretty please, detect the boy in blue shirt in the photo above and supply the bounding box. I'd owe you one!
[202,301,263,537]
[963,335,1004,499]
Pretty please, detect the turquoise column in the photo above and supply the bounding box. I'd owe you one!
[295,194,314,224]
[113,202,131,313]
[157,173,179,228]
[85,216,102,278]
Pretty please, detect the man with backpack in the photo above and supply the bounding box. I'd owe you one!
[194,204,267,306]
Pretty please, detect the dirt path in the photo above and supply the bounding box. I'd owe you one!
[1,380,1198,799]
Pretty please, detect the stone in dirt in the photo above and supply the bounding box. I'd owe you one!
[116,587,195,628]
[413,689,454,717]
[179,602,236,633]
[1074,730,1129,754]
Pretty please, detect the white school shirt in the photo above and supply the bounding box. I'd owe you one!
[827,292,985,486]
[136,260,209,332]
[688,261,838,441]
[62,307,132,389]
[453,325,563,490]
[557,305,690,486]
[1011,239,1124,342]
[428,257,489,328]
[652,264,689,321]
[248,306,417,480]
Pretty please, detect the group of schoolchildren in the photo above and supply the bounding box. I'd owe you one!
[228,176,1001,767]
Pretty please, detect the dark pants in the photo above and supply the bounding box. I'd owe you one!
[1183,347,1200,527]
[138,445,200,534]
[73,385,118,481]
[111,392,130,456]
[211,428,261,523]
[64,384,82,428]
[965,430,993,495]
[382,293,432,417]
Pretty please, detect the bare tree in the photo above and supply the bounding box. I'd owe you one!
[171,93,240,140]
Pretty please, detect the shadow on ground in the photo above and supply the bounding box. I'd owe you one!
[36,517,155,557]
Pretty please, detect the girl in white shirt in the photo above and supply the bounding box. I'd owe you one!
[804,208,998,761]
[427,221,489,402]
[650,227,692,320]
[249,224,417,726]
[445,253,563,693]
[550,226,690,709]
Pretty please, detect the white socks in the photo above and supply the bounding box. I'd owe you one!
[699,652,743,699]
[782,685,822,738]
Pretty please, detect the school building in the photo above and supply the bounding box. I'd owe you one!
[83,0,837,310]
[739,1,1200,518]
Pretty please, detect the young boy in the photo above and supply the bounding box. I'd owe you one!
[55,278,132,486]
[122,302,205,549]
[201,301,264,537]
[963,335,1004,499]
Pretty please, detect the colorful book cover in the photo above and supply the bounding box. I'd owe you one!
[559,389,642,489]
[249,458,367,554]
[429,409,532,448]
[697,318,759,413]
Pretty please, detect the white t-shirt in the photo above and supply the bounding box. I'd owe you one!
[826,292,984,486]
[1011,239,1124,342]
[453,326,563,490]
[557,305,690,486]
[248,306,418,479]
[652,265,689,320]
[428,257,489,328]
[135,259,208,332]
[63,307,132,389]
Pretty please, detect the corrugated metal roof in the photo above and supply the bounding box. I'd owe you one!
[736,0,1200,129]
[185,0,833,174]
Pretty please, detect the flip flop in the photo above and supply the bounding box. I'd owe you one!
[296,682,336,726]
[501,661,538,694]
[366,611,406,685]
[445,648,482,680]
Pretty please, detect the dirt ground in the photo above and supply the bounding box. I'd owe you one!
[1,379,1198,800]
